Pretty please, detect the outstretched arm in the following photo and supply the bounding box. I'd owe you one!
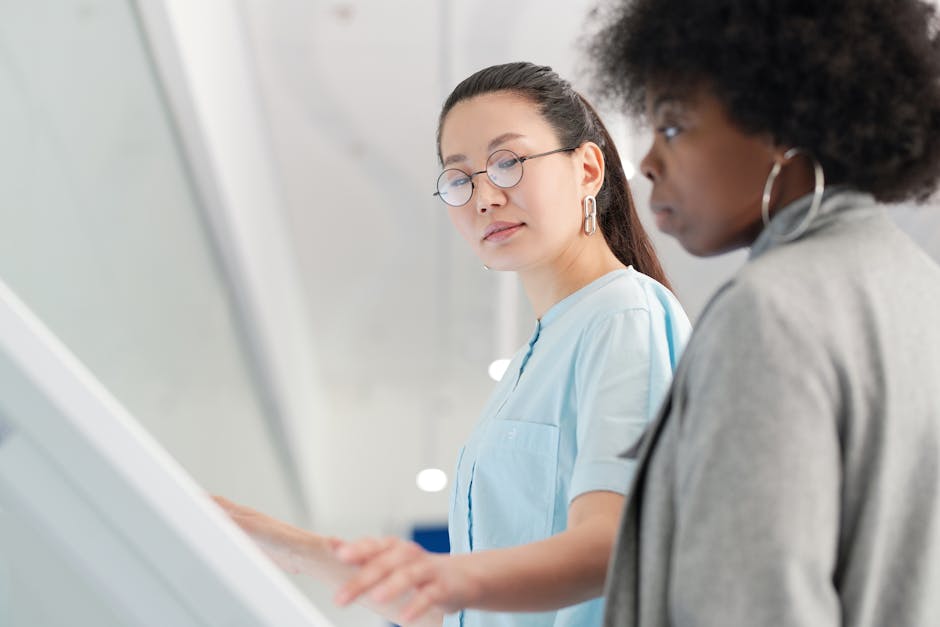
[333,490,624,624]
[213,496,444,627]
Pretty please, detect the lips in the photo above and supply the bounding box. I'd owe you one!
[649,201,676,215]
[483,221,525,241]
[648,200,679,232]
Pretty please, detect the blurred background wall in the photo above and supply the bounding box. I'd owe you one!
[1,1,938,626]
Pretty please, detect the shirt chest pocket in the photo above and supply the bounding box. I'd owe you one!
[467,419,560,551]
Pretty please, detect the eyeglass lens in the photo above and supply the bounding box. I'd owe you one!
[436,149,524,207]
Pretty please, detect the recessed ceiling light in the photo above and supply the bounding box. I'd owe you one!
[488,358,511,382]
[416,468,448,493]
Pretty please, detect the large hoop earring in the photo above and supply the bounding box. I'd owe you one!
[761,148,825,243]
[583,195,597,236]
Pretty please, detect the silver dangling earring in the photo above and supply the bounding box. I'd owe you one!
[482,265,490,271]
[583,195,597,236]
[761,147,825,243]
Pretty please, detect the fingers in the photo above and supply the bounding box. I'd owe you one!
[334,536,395,565]
[212,497,260,531]
[370,559,433,603]
[333,538,402,605]
[212,496,254,533]
[398,585,441,625]
[212,495,257,522]
[333,539,424,606]
[212,495,237,511]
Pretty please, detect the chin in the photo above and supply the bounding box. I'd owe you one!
[682,235,748,258]
[478,251,527,272]
[683,243,716,257]
[673,232,717,258]
[481,261,517,272]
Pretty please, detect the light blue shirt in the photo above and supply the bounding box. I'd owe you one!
[446,267,691,627]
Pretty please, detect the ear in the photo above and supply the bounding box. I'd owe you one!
[575,141,605,197]
[767,136,791,165]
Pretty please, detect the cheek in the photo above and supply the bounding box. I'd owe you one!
[672,154,768,254]
[517,184,580,233]
[679,153,762,221]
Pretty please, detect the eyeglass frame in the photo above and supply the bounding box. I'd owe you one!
[432,145,579,207]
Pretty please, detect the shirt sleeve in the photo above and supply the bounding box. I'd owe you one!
[568,308,671,503]
[670,282,842,626]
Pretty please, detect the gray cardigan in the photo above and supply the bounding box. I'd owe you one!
[603,190,940,626]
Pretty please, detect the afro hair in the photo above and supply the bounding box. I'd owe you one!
[589,0,940,203]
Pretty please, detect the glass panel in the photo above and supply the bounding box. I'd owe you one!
[0,1,303,623]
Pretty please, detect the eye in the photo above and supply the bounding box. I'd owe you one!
[657,125,682,141]
[496,156,519,170]
[441,170,471,188]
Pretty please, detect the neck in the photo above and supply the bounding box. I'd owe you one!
[768,155,817,221]
[738,155,818,250]
[518,238,626,319]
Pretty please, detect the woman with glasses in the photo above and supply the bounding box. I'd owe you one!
[220,61,690,626]
[586,1,940,626]
[331,61,689,626]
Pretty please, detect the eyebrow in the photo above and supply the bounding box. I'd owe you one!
[442,132,526,167]
[652,95,683,115]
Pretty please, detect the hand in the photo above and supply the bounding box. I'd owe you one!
[212,495,340,574]
[333,536,482,623]
[213,498,436,626]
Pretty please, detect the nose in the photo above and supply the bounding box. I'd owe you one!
[473,175,507,215]
[640,144,660,183]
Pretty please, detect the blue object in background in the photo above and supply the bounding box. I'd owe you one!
[412,523,450,554]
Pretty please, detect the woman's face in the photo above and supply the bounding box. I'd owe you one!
[438,92,600,271]
[640,87,778,256]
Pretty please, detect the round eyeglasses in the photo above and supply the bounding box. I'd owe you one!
[433,146,578,207]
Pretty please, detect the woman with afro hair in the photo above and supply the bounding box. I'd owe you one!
[590,1,940,626]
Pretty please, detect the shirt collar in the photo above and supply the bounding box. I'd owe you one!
[749,187,878,260]
[538,267,630,329]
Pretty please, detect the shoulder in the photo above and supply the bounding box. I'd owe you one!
[577,267,690,328]
[720,198,940,339]
[568,271,691,375]
[743,193,939,303]
[566,270,692,377]
[674,276,840,433]
[693,270,810,352]
[683,261,836,402]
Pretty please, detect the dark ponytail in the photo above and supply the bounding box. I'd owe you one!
[437,62,672,290]
[577,95,670,290]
